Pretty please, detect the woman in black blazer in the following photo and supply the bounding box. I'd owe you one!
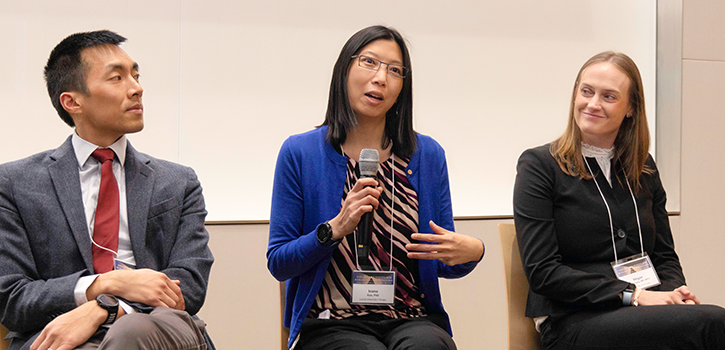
[513,51,725,350]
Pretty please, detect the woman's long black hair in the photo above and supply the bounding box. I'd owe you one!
[321,25,416,157]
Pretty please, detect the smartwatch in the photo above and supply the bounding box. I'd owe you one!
[95,294,119,325]
[316,221,339,246]
[622,283,637,306]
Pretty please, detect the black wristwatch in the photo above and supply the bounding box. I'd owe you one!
[316,221,339,246]
[95,294,119,325]
[622,283,637,306]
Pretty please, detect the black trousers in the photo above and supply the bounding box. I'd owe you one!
[295,314,457,350]
[540,304,725,350]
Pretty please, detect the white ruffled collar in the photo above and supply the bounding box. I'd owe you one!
[581,143,614,159]
[582,143,614,186]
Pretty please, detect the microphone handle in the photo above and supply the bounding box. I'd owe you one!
[356,174,377,262]
[357,211,373,260]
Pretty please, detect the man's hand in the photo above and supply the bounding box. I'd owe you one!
[406,220,484,266]
[87,269,185,310]
[29,300,113,350]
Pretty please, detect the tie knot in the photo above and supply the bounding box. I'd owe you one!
[92,148,115,163]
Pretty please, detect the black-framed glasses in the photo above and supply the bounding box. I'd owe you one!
[352,55,407,78]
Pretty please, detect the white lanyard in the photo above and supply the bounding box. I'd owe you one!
[341,145,395,272]
[583,157,644,261]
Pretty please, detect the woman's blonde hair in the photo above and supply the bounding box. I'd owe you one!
[550,51,651,190]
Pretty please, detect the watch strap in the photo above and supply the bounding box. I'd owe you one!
[317,221,340,246]
[622,283,636,306]
[96,294,119,325]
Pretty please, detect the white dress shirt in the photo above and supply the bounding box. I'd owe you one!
[72,133,135,314]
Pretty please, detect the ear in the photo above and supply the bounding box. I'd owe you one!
[60,91,83,116]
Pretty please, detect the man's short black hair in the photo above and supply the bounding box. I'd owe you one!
[44,30,127,127]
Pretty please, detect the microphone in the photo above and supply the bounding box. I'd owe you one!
[356,149,379,262]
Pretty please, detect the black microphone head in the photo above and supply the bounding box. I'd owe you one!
[359,149,379,178]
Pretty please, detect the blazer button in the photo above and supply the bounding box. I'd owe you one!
[407,169,413,175]
[617,229,626,239]
[420,293,425,299]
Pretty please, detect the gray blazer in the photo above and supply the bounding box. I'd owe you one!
[0,136,214,347]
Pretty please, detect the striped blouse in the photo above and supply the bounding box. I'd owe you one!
[308,154,427,320]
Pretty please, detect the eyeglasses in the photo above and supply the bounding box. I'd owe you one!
[352,55,407,78]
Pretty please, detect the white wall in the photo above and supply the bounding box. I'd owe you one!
[0,1,657,221]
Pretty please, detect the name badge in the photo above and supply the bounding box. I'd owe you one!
[351,270,396,305]
[114,259,136,271]
[611,252,661,289]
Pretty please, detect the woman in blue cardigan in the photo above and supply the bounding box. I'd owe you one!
[267,25,484,349]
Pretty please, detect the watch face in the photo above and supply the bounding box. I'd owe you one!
[97,294,118,307]
[318,222,331,242]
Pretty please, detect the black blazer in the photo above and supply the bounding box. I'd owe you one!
[513,144,685,319]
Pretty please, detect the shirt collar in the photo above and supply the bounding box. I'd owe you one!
[72,132,128,168]
[581,143,614,160]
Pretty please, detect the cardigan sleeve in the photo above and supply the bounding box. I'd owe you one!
[421,140,480,279]
[513,148,628,308]
[266,137,337,281]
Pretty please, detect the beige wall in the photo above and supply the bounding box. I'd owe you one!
[198,217,683,350]
[677,0,725,305]
[197,220,512,350]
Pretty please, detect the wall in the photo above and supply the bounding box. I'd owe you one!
[174,4,725,345]
[0,1,658,221]
[197,217,683,349]
[3,2,723,349]
[195,220,509,349]
[677,0,725,305]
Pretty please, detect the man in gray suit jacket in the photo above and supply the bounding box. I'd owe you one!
[0,31,214,350]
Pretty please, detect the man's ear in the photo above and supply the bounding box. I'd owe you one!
[60,91,83,116]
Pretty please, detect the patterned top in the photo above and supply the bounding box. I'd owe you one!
[308,154,427,320]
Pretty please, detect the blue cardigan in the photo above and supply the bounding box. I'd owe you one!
[267,126,479,348]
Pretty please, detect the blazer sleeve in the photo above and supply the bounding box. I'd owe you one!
[266,138,337,281]
[157,167,214,316]
[645,157,686,291]
[0,166,82,333]
[513,148,627,308]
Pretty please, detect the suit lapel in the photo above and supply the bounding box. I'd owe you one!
[124,142,154,268]
[47,137,94,271]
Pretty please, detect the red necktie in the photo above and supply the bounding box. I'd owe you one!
[91,149,119,273]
